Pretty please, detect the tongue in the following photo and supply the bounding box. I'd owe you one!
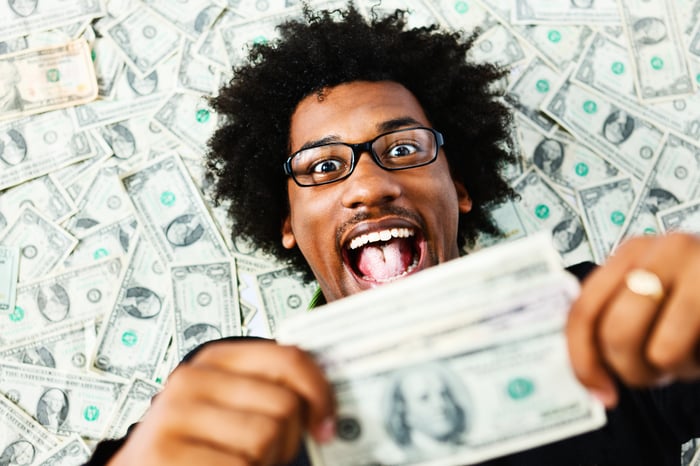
[356,237,414,281]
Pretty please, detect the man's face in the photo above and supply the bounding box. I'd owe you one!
[401,371,461,439]
[283,81,472,302]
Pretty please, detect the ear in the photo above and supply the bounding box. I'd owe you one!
[454,180,472,214]
[281,215,297,249]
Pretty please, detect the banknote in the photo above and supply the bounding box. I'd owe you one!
[172,260,240,360]
[0,0,103,42]
[0,361,127,439]
[577,176,637,263]
[0,318,96,371]
[194,9,241,71]
[152,92,219,155]
[515,24,593,72]
[103,378,161,439]
[106,5,182,78]
[64,163,135,238]
[691,21,700,61]
[0,395,60,464]
[505,57,560,133]
[619,0,694,102]
[513,169,593,266]
[512,0,620,24]
[177,40,221,96]
[0,110,93,190]
[142,0,224,41]
[0,206,78,282]
[63,214,137,269]
[0,256,121,346]
[92,236,171,379]
[517,122,619,192]
[256,266,318,337]
[470,199,531,252]
[0,245,19,312]
[97,116,163,163]
[542,78,664,181]
[120,154,229,264]
[0,175,76,230]
[91,34,124,98]
[467,23,526,68]
[278,236,604,466]
[357,0,444,29]
[432,0,500,34]
[573,32,700,142]
[35,434,91,466]
[658,199,700,235]
[617,134,700,243]
[0,39,97,121]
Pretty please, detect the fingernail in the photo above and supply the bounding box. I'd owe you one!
[313,417,335,443]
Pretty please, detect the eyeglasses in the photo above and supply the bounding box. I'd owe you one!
[283,127,444,187]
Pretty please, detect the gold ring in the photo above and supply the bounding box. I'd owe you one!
[624,268,664,301]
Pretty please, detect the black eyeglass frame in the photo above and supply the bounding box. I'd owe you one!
[283,126,445,187]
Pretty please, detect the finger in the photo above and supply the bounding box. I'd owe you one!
[189,341,336,437]
[163,366,305,462]
[645,243,700,380]
[566,239,654,406]
[150,397,286,465]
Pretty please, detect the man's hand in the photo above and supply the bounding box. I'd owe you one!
[567,233,700,408]
[107,341,336,466]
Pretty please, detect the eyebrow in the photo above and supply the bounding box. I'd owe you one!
[296,117,425,152]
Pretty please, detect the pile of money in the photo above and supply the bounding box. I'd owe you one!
[0,0,699,463]
[278,234,606,465]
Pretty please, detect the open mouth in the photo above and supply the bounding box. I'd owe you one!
[343,227,423,283]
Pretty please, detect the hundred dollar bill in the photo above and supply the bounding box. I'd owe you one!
[505,57,561,133]
[0,0,103,42]
[518,121,619,191]
[142,0,224,42]
[280,233,563,345]
[0,361,127,439]
[577,177,637,263]
[0,319,96,371]
[0,395,60,464]
[107,5,183,78]
[64,163,135,238]
[513,169,593,266]
[573,32,700,142]
[0,207,78,282]
[35,434,91,466]
[152,92,218,155]
[617,134,700,243]
[0,109,93,190]
[512,0,620,24]
[172,260,240,360]
[92,236,171,379]
[658,199,700,234]
[0,175,76,230]
[120,154,229,264]
[619,0,694,102]
[256,266,318,338]
[63,214,137,269]
[0,245,19,312]
[103,378,161,439]
[0,39,97,121]
[278,237,604,465]
[541,78,664,181]
[0,256,121,346]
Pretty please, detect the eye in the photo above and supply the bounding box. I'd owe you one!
[310,158,344,174]
[386,142,419,157]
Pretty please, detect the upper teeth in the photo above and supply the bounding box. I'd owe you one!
[348,228,414,250]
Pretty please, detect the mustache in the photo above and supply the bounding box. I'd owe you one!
[335,206,427,246]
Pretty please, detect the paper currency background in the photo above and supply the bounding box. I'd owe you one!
[0,0,700,463]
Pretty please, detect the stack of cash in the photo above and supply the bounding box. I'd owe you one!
[0,0,699,463]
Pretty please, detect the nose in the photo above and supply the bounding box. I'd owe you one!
[340,150,402,209]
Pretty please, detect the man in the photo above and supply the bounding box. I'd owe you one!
[89,6,700,466]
